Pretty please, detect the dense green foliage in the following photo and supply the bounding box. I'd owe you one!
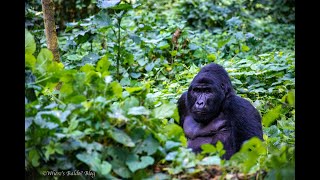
[25,0,295,179]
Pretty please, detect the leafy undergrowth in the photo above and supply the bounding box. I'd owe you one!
[25,0,294,179]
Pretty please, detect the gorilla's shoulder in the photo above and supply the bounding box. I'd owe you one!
[223,95,259,115]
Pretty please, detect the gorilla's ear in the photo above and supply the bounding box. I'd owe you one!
[221,83,228,94]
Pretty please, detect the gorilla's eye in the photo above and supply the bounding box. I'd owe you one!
[193,87,211,93]
[193,88,201,92]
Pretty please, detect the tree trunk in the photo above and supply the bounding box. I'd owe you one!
[41,0,60,62]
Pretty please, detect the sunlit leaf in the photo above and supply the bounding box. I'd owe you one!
[152,103,177,119]
[287,90,295,107]
[97,0,120,9]
[199,156,221,165]
[145,62,155,72]
[262,105,282,127]
[134,135,160,155]
[25,54,36,71]
[126,154,154,172]
[110,81,123,98]
[201,144,217,154]
[25,29,36,54]
[207,54,216,61]
[241,44,250,52]
[108,128,135,147]
[96,55,110,73]
[128,106,150,115]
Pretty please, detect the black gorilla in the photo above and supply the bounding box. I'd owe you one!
[177,63,263,159]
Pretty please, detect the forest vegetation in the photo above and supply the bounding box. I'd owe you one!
[25,0,295,179]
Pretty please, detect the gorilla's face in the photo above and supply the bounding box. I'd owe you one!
[187,77,225,124]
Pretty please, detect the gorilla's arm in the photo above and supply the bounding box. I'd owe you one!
[183,115,227,140]
[177,91,187,127]
[183,114,236,159]
[222,95,263,150]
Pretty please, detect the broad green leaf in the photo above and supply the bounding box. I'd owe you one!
[264,125,281,138]
[189,43,199,50]
[193,49,204,58]
[37,48,54,64]
[199,156,221,166]
[241,45,250,52]
[207,54,216,61]
[85,71,101,84]
[129,33,141,44]
[110,81,123,98]
[45,142,56,159]
[157,41,170,50]
[226,17,242,27]
[46,61,64,73]
[111,4,132,10]
[93,11,111,28]
[81,53,100,65]
[25,29,36,54]
[124,53,134,65]
[100,161,112,175]
[36,48,55,74]
[163,123,184,140]
[69,95,87,104]
[165,151,178,161]
[96,55,110,73]
[108,128,135,147]
[25,54,36,71]
[123,96,139,111]
[170,50,177,56]
[80,64,95,73]
[107,147,128,162]
[128,106,150,115]
[34,111,62,129]
[106,147,132,178]
[125,86,143,93]
[67,54,82,61]
[230,137,266,173]
[76,152,111,175]
[126,154,154,172]
[152,103,177,119]
[110,159,132,178]
[130,72,141,79]
[262,105,282,127]
[287,90,295,107]
[145,62,155,72]
[218,38,230,48]
[97,0,120,9]
[216,141,224,152]
[134,135,160,155]
[60,83,73,96]
[165,141,181,151]
[68,118,79,131]
[28,149,40,167]
[201,144,217,154]
[76,152,98,164]
[240,137,266,154]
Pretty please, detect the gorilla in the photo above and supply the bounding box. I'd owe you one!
[177,63,263,159]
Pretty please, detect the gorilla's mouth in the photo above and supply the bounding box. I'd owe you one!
[193,111,207,115]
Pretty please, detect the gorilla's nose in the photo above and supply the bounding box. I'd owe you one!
[196,101,204,108]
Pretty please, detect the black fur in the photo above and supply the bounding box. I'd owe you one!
[178,63,263,159]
